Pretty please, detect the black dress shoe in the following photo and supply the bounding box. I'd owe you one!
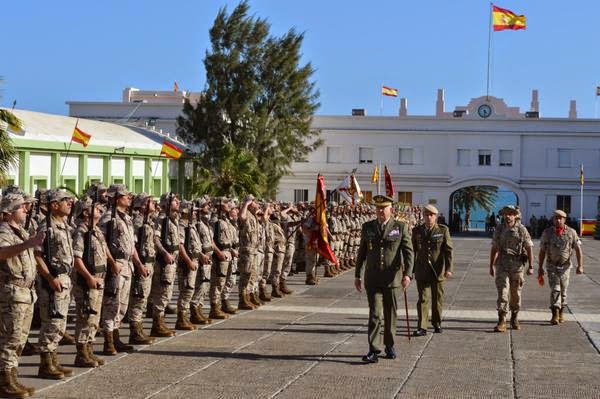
[434,326,443,333]
[384,346,396,359]
[412,328,427,337]
[362,351,379,363]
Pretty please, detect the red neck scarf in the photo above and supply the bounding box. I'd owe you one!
[555,226,565,236]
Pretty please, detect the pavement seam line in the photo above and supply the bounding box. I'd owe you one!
[509,329,517,399]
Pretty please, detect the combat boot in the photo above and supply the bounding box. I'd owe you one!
[38,352,64,380]
[19,340,40,356]
[112,329,134,353]
[221,300,237,315]
[103,331,117,355]
[151,315,176,337]
[175,311,197,330]
[59,331,76,346]
[494,312,507,333]
[249,292,262,307]
[558,307,565,323]
[190,304,212,324]
[87,343,105,366]
[510,312,520,330]
[238,292,255,310]
[209,302,229,319]
[305,273,319,285]
[271,283,284,298]
[323,265,335,278]
[129,322,155,344]
[279,280,294,295]
[0,369,28,398]
[550,307,559,325]
[50,351,73,377]
[259,286,272,302]
[10,367,35,397]
[74,343,98,368]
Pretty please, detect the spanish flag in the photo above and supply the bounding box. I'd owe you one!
[71,125,92,147]
[311,174,338,265]
[492,5,526,31]
[382,86,398,97]
[160,140,184,159]
[371,165,379,183]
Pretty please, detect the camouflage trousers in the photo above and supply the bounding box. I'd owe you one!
[547,264,571,309]
[495,264,525,313]
[151,261,177,316]
[38,273,72,353]
[223,256,238,301]
[238,250,258,294]
[191,260,211,309]
[128,262,154,323]
[209,256,230,304]
[0,285,35,370]
[73,281,103,344]
[268,250,286,286]
[101,263,132,332]
[253,252,264,292]
[177,263,198,315]
[281,243,295,280]
[305,250,318,276]
[260,251,273,289]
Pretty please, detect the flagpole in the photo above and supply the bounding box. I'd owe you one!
[60,119,77,180]
[377,162,381,195]
[580,163,584,237]
[486,2,493,100]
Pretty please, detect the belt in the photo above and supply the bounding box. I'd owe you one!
[94,265,107,274]
[49,264,68,276]
[202,245,213,253]
[3,278,35,289]
[144,256,156,264]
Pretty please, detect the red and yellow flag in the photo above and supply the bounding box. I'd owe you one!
[160,140,184,159]
[579,164,584,186]
[384,165,395,198]
[492,5,526,31]
[313,174,338,265]
[382,86,398,97]
[71,125,92,147]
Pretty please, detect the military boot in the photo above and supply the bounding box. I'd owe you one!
[113,329,134,353]
[175,311,197,330]
[494,312,507,333]
[323,265,335,278]
[103,331,117,355]
[550,307,559,325]
[259,286,272,302]
[190,304,212,324]
[38,352,64,380]
[238,292,255,310]
[51,351,73,377]
[305,273,319,285]
[510,312,520,330]
[558,307,565,323]
[279,280,294,295]
[20,340,40,356]
[221,300,237,315]
[249,292,262,307]
[10,367,35,397]
[59,331,76,346]
[87,343,105,366]
[74,343,98,368]
[0,369,28,398]
[151,315,176,337]
[209,302,229,319]
[271,283,284,298]
[129,322,155,345]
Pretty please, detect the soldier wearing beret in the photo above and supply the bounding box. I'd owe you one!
[354,195,413,363]
[538,209,583,325]
[411,204,453,336]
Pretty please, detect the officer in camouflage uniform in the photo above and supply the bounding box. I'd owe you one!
[99,184,141,354]
[538,209,584,325]
[175,200,200,331]
[253,205,266,307]
[237,195,261,309]
[268,210,287,298]
[189,197,215,324]
[222,206,240,313]
[302,206,320,285]
[209,198,234,318]
[259,202,274,303]
[0,193,44,397]
[490,206,534,332]
[278,204,298,295]
[71,196,112,368]
[34,189,75,379]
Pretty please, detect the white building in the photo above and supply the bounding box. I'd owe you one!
[67,88,600,222]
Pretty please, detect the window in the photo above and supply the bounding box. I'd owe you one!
[32,178,47,191]
[169,178,178,193]
[152,178,162,198]
[457,149,470,166]
[134,178,144,194]
[478,150,491,166]
[359,147,373,164]
[499,150,513,167]
[62,178,77,194]
[326,190,340,203]
[398,192,413,205]
[294,189,309,203]
[558,149,571,168]
[399,148,414,165]
[327,147,341,163]
[112,177,124,185]
[556,195,571,214]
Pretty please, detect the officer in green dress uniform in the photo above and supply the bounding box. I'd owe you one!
[411,204,453,336]
[354,195,413,363]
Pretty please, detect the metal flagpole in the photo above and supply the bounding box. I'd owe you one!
[377,162,381,195]
[380,84,383,116]
[580,164,584,237]
[486,2,493,100]
[60,119,77,178]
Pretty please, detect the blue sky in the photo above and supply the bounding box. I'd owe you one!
[2,1,600,118]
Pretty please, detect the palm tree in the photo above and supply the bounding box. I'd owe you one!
[0,78,21,185]
[452,186,498,230]
[193,143,266,197]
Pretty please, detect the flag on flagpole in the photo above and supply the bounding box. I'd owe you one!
[384,165,395,197]
[311,174,338,265]
[71,124,92,147]
[160,140,184,159]
[381,86,398,97]
[492,5,526,31]
[336,173,363,205]
[596,86,600,96]
[173,81,180,92]
[371,165,379,183]
[580,164,584,186]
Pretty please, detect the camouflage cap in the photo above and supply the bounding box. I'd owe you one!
[47,189,73,203]
[107,184,130,198]
[133,193,151,208]
[73,196,94,218]
[2,185,23,195]
[500,205,519,215]
[85,182,108,197]
[197,196,210,207]
[553,209,567,218]
[0,193,25,213]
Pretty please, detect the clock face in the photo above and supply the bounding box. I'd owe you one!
[477,104,492,118]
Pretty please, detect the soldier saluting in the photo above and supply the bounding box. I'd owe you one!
[354,195,413,363]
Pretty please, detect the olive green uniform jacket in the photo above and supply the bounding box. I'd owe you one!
[412,223,453,282]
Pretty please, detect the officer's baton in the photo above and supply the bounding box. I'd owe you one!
[403,287,411,342]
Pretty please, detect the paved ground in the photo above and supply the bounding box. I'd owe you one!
[19,237,600,398]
